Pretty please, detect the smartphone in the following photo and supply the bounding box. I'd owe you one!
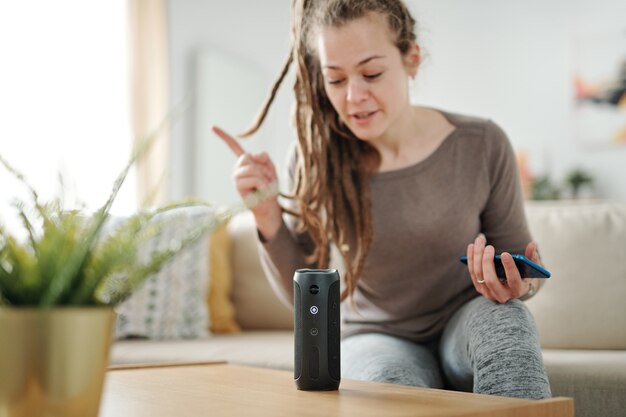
[459,254,551,279]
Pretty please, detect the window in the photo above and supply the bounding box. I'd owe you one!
[0,0,135,227]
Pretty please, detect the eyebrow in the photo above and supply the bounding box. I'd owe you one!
[323,55,386,70]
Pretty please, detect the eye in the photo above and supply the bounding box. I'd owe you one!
[364,72,382,80]
[327,78,345,86]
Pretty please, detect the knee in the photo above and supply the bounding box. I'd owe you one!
[341,333,444,389]
[468,299,541,352]
[456,299,550,399]
[470,299,536,334]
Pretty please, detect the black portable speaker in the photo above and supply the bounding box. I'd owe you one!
[293,268,341,391]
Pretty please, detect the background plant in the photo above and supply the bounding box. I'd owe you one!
[0,103,273,307]
[0,141,244,307]
[565,168,594,199]
[530,175,562,201]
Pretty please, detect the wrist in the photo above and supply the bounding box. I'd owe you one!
[519,279,539,301]
[254,207,282,242]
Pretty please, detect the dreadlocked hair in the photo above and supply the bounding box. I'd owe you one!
[240,0,418,302]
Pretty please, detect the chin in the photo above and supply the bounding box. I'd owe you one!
[341,112,387,142]
[346,125,385,142]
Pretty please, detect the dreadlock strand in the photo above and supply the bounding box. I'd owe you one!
[239,52,293,138]
[280,0,417,302]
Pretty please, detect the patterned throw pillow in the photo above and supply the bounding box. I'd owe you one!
[114,206,214,340]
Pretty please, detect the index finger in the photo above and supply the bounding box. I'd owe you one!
[212,126,245,157]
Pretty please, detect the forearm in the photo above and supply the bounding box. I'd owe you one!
[257,220,319,306]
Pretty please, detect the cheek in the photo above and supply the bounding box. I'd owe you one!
[324,87,344,112]
[379,80,407,107]
[396,78,410,100]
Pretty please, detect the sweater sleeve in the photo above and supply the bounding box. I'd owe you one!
[480,120,532,254]
[257,143,319,306]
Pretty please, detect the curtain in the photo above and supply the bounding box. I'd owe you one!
[128,0,170,207]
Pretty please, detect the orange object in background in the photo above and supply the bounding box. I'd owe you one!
[515,151,533,200]
[516,151,533,200]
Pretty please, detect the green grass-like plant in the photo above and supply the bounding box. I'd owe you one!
[0,130,240,307]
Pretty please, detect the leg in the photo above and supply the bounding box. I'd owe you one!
[341,332,443,388]
[439,296,551,399]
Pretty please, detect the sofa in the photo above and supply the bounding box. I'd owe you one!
[110,201,626,417]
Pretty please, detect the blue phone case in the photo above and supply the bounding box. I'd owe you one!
[459,254,551,279]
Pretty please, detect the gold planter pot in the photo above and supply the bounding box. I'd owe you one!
[0,307,116,417]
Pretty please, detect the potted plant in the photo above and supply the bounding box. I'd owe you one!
[530,175,561,201]
[0,140,242,416]
[565,168,594,199]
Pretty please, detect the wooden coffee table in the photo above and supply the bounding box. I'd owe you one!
[100,362,573,417]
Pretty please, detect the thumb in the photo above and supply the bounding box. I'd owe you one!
[525,241,539,262]
[250,152,270,163]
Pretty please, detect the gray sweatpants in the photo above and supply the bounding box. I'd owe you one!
[341,296,551,399]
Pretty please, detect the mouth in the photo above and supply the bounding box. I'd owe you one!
[350,110,378,123]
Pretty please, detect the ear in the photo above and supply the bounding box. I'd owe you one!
[404,42,421,78]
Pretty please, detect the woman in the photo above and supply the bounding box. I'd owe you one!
[214,0,551,399]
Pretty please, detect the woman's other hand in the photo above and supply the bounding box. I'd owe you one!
[466,235,541,304]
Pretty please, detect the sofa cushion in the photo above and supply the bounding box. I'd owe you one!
[525,201,626,349]
[542,349,626,417]
[110,330,294,371]
[226,212,348,330]
[228,212,293,330]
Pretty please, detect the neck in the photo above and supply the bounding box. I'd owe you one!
[374,106,455,172]
[373,106,423,164]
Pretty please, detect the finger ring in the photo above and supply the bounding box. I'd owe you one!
[477,278,485,284]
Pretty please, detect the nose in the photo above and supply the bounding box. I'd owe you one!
[346,78,369,103]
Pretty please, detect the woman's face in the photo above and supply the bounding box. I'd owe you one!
[316,13,418,143]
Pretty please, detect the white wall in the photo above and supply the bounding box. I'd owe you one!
[0,0,134,226]
[166,0,294,204]
[411,0,626,200]
[167,0,626,203]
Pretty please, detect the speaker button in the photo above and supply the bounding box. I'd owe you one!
[310,306,318,315]
[310,328,319,336]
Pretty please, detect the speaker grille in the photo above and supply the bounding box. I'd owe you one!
[309,346,319,379]
[294,281,302,379]
[327,280,340,380]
